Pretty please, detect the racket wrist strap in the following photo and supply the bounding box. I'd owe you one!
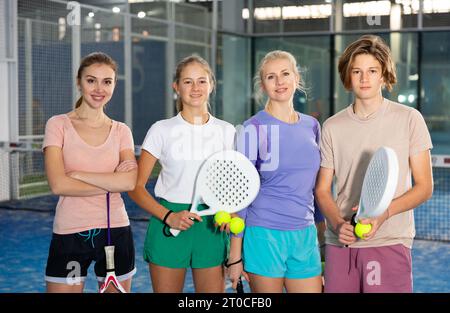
[162,210,175,238]
[224,258,242,268]
[162,210,173,226]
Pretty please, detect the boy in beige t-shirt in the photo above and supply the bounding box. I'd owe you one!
[315,35,433,293]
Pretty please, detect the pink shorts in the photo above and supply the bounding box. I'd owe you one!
[324,244,413,293]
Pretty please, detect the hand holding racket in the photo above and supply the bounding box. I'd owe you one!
[351,146,399,241]
[226,259,248,294]
[170,150,260,237]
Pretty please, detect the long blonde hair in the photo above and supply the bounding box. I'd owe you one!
[75,52,118,108]
[173,54,216,112]
[253,50,306,105]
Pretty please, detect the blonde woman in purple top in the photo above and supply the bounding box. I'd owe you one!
[227,51,323,293]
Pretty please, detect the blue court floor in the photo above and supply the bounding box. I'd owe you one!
[0,207,449,293]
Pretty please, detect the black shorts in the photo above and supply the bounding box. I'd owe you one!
[45,226,135,285]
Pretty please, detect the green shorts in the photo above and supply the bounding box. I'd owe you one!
[143,199,229,269]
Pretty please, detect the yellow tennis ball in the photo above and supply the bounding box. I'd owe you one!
[230,217,245,234]
[214,211,231,226]
[354,223,372,239]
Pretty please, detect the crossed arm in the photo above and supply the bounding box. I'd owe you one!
[44,146,138,197]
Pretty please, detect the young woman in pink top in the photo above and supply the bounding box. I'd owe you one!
[43,52,138,293]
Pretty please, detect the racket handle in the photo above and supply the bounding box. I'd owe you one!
[344,214,359,248]
[170,228,181,237]
[351,213,357,227]
[104,245,115,271]
[236,277,244,294]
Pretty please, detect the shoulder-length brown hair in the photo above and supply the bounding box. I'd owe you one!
[338,35,397,92]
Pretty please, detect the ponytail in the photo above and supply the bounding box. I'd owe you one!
[75,96,83,109]
[176,98,183,112]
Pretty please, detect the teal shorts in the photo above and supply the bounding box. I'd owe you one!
[243,225,322,279]
[143,199,229,269]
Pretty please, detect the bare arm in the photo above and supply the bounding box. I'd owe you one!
[45,146,107,196]
[227,236,249,289]
[314,167,357,245]
[68,149,138,192]
[127,150,201,230]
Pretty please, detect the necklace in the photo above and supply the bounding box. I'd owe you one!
[74,109,109,129]
[265,104,297,124]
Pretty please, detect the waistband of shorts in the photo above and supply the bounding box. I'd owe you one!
[159,198,209,213]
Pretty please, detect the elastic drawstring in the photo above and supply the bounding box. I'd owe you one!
[348,247,352,274]
[78,228,101,248]
[347,247,360,274]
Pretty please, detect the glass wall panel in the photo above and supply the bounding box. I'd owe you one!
[175,2,211,29]
[131,17,168,39]
[131,37,167,145]
[281,0,331,33]
[423,9,450,28]
[340,0,417,31]
[253,0,283,33]
[421,32,450,154]
[219,0,249,34]
[18,0,73,138]
[129,1,168,21]
[216,34,252,125]
[130,15,168,145]
[80,8,125,122]
[252,0,332,33]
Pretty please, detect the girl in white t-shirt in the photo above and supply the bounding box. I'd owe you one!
[128,55,236,292]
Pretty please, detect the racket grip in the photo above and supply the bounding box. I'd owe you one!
[344,214,359,248]
[104,245,115,271]
[170,228,181,237]
[236,277,244,294]
[351,213,357,227]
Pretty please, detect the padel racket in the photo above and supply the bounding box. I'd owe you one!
[351,146,399,226]
[170,150,260,237]
[99,192,127,293]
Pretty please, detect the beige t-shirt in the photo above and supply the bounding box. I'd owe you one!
[43,114,134,234]
[320,98,432,248]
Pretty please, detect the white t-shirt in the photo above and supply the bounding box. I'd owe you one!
[141,112,236,203]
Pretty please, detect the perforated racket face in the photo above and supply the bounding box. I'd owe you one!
[358,147,399,219]
[198,150,260,213]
